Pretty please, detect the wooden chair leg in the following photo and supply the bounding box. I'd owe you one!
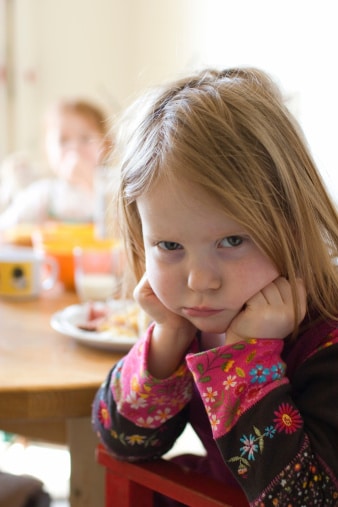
[105,468,153,507]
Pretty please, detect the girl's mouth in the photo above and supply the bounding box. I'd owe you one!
[183,307,224,318]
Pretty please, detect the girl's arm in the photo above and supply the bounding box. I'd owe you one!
[92,324,198,460]
[92,275,199,460]
[186,329,338,505]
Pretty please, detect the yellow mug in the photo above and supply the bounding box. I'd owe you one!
[0,246,59,299]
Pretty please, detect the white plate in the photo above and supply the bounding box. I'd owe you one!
[50,300,140,351]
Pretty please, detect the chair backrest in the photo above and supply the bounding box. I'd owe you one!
[96,444,249,507]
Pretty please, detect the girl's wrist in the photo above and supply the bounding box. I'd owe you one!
[148,323,196,379]
[153,320,196,341]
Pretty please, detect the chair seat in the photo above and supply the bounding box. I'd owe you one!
[96,444,249,507]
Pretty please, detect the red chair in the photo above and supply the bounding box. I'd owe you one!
[96,444,249,507]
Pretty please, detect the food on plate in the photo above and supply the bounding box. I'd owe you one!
[77,301,150,338]
[77,303,108,331]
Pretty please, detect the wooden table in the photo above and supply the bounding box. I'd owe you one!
[0,287,124,507]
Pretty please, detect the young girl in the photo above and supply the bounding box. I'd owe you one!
[0,99,111,228]
[92,68,338,506]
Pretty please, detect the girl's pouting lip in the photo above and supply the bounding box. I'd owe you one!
[182,307,224,318]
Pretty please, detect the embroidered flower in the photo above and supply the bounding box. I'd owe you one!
[202,386,218,403]
[97,400,111,429]
[169,396,182,407]
[271,362,285,380]
[126,434,147,445]
[153,394,169,405]
[273,403,303,434]
[223,375,237,390]
[228,421,279,476]
[126,391,148,409]
[235,382,247,396]
[264,425,276,438]
[240,434,258,460]
[154,407,172,423]
[210,413,220,430]
[136,416,155,427]
[249,364,270,383]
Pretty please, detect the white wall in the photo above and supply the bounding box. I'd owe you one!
[4,0,201,161]
[191,0,338,200]
[0,0,9,158]
[2,0,338,200]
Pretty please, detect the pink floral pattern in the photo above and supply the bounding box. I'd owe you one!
[186,339,287,438]
[110,325,196,428]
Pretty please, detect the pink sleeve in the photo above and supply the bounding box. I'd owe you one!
[186,338,287,438]
[111,324,196,428]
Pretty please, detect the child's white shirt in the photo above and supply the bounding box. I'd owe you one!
[0,178,94,229]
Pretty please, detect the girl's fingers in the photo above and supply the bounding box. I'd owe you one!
[230,277,307,341]
[259,277,291,304]
[252,277,307,321]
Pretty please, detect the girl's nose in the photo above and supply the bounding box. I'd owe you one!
[187,263,221,292]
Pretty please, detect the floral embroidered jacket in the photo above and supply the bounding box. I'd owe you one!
[92,317,338,506]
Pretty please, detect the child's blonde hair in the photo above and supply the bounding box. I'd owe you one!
[115,67,338,324]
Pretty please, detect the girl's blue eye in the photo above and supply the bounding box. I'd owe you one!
[158,241,183,251]
[219,236,243,247]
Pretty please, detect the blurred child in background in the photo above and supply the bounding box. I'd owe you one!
[0,99,112,229]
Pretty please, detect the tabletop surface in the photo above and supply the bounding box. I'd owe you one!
[0,287,123,420]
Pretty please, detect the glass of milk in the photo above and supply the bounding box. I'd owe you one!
[73,246,122,301]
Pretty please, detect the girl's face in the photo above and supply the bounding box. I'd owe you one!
[137,178,280,334]
[45,110,104,189]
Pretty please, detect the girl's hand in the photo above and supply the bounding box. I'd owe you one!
[134,274,197,378]
[133,273,188,330]
[226,277,307,346]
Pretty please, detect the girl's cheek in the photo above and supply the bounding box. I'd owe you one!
[146,261,171,296]
[146,262,163,290]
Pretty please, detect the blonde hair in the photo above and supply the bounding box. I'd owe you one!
[115,67,338,325]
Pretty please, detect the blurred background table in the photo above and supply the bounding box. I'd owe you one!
[0,288,123,507]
